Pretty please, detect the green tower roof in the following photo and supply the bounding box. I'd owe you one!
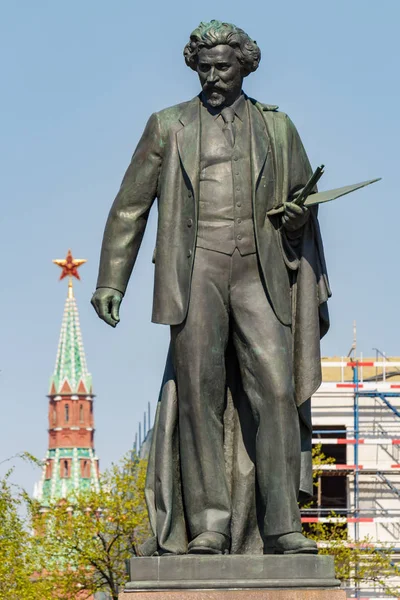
[49,281,92,395]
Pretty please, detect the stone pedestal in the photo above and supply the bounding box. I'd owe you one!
[120,555,345,598]
[120,592,346,599]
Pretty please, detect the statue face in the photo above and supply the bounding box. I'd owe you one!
[197,44,243,108]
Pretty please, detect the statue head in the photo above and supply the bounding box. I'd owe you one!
[184,20,261,108]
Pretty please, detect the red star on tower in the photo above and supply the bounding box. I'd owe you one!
[53,249,87,281]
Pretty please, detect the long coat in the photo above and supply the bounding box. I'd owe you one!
[97,95,326,327]
[96,95,332,554]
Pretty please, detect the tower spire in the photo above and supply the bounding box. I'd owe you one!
[35,251,100,505]
[50,250,91,395]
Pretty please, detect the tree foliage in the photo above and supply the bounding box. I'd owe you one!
[0,455,55,600]
[31,454,150,600]
[0,453,149,600]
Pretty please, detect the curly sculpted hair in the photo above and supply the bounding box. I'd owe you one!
[184,20,261,77]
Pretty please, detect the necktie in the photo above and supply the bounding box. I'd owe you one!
[221,106,235,147]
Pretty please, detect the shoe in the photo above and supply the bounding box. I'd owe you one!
[264,532,318,555]
[188,532,230,555]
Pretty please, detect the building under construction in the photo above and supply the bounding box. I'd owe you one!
[312,354,400,599]
[134,353,400,599]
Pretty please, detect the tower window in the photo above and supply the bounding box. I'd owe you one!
[65,404,69,423]
[45,460,53,479]
[81,459,91,478]
[79,404,84,423]
[52,407,56,425]
[60,459,70,478]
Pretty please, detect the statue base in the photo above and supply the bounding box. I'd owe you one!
[120,555,344,598]
[119,592,345,599]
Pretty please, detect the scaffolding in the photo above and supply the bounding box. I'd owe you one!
[308,358,400,599]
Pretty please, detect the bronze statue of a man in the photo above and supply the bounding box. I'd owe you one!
[92,20,331,556]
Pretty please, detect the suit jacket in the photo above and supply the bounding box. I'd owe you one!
[97,95,319,326]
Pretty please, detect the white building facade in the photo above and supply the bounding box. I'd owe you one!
[311,358,400,599]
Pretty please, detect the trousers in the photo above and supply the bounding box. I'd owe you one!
[171,247,302,541]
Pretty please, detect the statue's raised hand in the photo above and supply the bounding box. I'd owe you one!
[91,287,123,327]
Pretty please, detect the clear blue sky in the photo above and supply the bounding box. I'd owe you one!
[1,0,399,492]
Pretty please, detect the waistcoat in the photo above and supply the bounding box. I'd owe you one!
[196,101,256,255]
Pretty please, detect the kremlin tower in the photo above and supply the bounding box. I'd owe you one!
[35,250,100,504]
